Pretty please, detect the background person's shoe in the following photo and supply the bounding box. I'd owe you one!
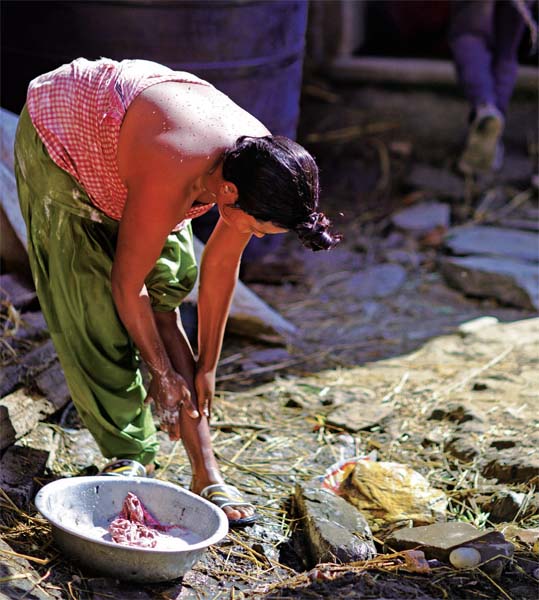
[458,104,504,175]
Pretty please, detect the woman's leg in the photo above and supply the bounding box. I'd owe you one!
[154,309,255,522]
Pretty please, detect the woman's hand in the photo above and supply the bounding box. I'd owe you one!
[146,369,199,440]
[194,368,216,419]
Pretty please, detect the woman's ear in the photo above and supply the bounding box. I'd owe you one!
[220,181,238,201]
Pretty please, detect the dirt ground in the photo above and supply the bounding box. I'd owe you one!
[1,77,538,599]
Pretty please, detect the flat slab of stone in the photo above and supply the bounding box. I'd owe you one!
[0,273,36,309]
[344,263,407,299]
[445,226,539,263]
[0,538,60,600]
[0,445,50,508]
[391,201,450,235]
[326,402,394,432]
[406,164,465,199]
[440,256,539,310]
[294,482,376,565]
[386,522,492,561]
[482,448,539,484]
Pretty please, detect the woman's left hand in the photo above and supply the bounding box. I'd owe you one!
[194,367,216,419]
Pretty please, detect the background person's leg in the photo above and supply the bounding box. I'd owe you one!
[449,0,497,111]
[492,0,528,115]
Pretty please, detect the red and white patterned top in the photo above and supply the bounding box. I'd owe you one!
[26,57,216,229]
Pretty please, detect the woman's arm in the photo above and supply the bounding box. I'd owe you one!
[112,144,204,438]
[195,217,251,415]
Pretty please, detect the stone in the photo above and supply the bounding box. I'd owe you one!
[0,445,49,508]
[489,439,516,450]
[445,435,480,462]
[444,226,539,263]
[344,263,407,299]
[428,401,483,424]
[502,217,539,232]
[0,273,36,309]
[294,482,376,565]
[481,490,529,523]
[458,316,499,336]
[463,531,515,578]
[472,381,489,391]
[248,348,292,365]
[326,402,394,433]
[13,310,48,341]
[34,361,72,410]
[86,578,159,599]
[0,338,58,397]
[501,524,539,546]
[387,523,515,576]
[482,448,539,484]
[449,546,482,569]
[456,420,487,435]
[498,153,534,182]
[0,388,60,451]
[440,256,539,310]
[385,522,491,561]
[391,201,450,235]
[383,249,421,269]
[406,164,465,199]
[0,538,61,599]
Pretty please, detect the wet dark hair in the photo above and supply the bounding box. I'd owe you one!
[222,135,342,251]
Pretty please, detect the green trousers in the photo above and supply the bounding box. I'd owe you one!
[14,106,198,465]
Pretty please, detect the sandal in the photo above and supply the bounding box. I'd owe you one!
[199,483,258,528]
[99,459,147,477]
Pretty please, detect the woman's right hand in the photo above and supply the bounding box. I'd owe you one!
[145,369,199,440]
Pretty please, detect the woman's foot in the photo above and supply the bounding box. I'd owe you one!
[191,479,258,527]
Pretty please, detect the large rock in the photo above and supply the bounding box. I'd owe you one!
[0,538,61,599]
[294,482,376,565]
[387,523,485,555]
[326,401,394,432]
[0,273,36,309]
[344,263,407,299]
[444,226,539,263]
[481,490,536,523]
[0,445,50,508]
[440,256,539,310]
[391,201,450,235]
[0,339,59,398]
[428,401,484,424]
[482,448,539,484]
[386,522,515,576]
[406,164,465,199]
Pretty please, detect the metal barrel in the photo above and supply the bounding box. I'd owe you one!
[2,0,309,138]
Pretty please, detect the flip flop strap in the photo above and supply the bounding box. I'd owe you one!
[200,484,254,510]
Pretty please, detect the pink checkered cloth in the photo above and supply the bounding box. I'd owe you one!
[26,58,216,229]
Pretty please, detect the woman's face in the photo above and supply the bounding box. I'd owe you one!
[220,206,287,238]
[242,213,288,238]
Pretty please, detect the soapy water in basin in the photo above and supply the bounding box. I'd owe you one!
[83,524,202,551]
[58,491,204,551]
